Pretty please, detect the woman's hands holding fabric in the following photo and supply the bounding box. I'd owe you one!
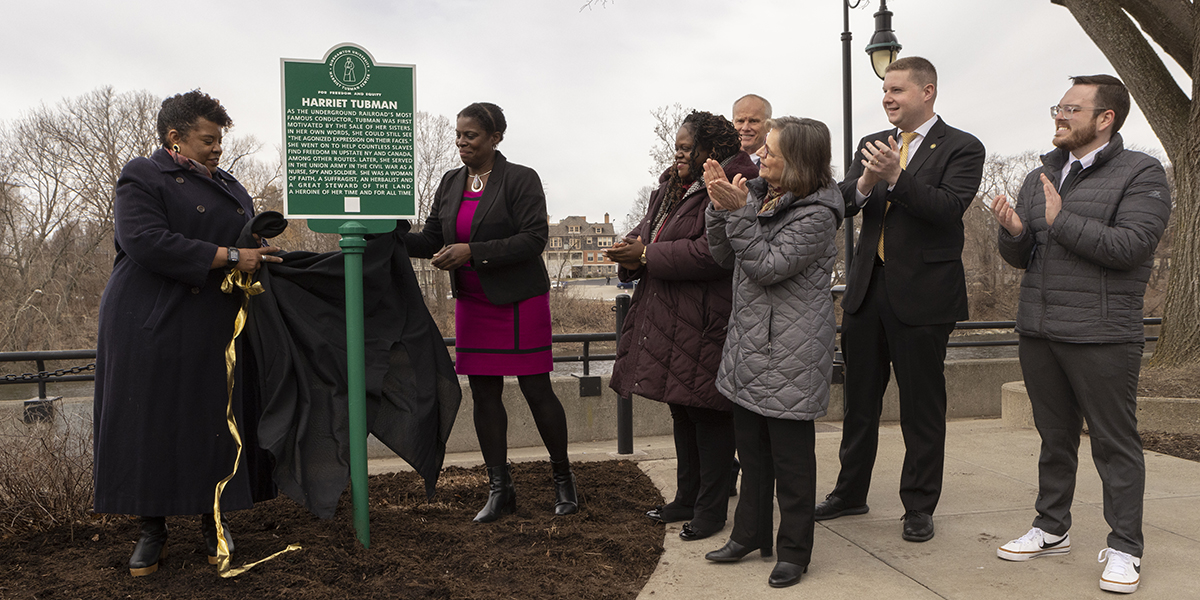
[432,243,472,270]
[234,246,283,273]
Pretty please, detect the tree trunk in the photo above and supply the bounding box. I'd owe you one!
[1153,159,1200,366]
[1055,0,1200,367]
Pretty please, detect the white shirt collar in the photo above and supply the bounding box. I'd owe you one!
[896,114,938,142]
[1070,141,1108,171]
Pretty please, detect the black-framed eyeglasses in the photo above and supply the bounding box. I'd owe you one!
[1050,105,1109,119]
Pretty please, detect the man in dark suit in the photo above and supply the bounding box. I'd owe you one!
[816,56,985,542]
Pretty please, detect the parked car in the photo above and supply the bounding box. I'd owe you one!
[616,280,636,290]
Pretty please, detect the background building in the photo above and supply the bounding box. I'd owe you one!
[546,214,617,279]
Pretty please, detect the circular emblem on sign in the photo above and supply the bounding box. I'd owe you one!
[328,47,371,91]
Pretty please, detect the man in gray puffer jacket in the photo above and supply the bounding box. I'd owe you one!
[991,75,1171,595]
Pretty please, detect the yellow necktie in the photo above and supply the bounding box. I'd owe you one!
[877,131,920,262]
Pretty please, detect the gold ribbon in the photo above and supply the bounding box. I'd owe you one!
[214,269,301,577]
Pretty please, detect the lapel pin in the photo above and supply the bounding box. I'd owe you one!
[930,144,937,149]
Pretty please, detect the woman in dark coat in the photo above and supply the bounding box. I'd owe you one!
[606,111,757,541]
[701,117,843,588]
[93,90,282,576]
[402,102,576,523]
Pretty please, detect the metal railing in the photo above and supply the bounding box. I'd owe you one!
[0,291,1165,453]
[442,331,617,376]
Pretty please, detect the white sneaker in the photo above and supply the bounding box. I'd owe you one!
[1098,548,1140,593]
[996,527,1071,561]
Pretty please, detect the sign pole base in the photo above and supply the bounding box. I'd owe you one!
[339,221,370,549]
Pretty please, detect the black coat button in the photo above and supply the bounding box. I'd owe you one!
[196,205,206,213]
[236,208,245,215]
[191,287,200,294]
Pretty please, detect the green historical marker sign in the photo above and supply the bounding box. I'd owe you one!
[281,44,414,233]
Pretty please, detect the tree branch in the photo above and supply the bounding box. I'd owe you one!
[1053,0,1191,158]
[1115,0,1193,74]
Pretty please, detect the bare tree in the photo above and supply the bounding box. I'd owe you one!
[968,152,1045,320]
[648,103,692,177]
[1052,0,1199,367]
[12,87,158,240]
[619,185,654,239]
[409,111,458,311]
[222,134,279,201]
[413,111,458,221]
[0,87,159,351]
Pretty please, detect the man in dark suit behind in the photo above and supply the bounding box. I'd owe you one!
[815,56,985,542]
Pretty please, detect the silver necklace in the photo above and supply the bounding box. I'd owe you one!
[469,170,492,193]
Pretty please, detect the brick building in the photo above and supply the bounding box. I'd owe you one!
[545,214,618,279]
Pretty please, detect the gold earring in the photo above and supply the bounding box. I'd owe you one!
[172,144,181,153]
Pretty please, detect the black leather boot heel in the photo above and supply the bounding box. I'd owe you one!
[551,459,578,515]
[473,464,516,523]
[201,513,234,565]
[129,516,168,577]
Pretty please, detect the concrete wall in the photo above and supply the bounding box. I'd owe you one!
[1002,380,1200,435]
[1,358,1025,458]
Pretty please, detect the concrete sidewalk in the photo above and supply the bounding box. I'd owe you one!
[369,418,1200,599]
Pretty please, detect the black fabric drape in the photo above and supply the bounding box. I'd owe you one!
[240,216,461,519]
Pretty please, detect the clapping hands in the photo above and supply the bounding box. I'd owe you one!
[703,159,747,211]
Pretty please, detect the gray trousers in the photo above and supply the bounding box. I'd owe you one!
[1018,335,1145,557]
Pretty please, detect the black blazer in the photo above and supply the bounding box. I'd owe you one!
[839,117,985,326]
[403,151,551,305]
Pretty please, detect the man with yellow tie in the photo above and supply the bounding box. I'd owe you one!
[815,56,985,543]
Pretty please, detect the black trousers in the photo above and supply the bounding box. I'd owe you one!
[668,403,735,531]
[834,263,954,515]
[730,405,816,566]
[1020,336,1145,557]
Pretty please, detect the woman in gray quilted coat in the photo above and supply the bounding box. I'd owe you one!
[700,117,844,588]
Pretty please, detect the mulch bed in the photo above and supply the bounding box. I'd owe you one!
[1137,364,1199,399]
[1142,431,1200,462]
[0,460,665,600]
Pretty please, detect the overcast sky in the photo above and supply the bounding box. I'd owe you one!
[1,0,1186,233]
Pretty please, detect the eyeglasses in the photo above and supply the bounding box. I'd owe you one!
[1050,105,1109,119]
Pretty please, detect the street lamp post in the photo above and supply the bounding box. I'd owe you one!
[841,0,902,279]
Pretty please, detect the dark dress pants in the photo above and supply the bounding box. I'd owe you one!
[1019,336,1145,557]
[730,404,816,566]
[834,263,954,515]
[668,403,735,532]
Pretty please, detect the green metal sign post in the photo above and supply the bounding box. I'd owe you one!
[281,44,416,548]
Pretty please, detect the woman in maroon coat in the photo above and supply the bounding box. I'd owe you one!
[93,91,282,576]
[607,111,757,541]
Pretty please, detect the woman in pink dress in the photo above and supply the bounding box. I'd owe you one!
[403,102,575,522]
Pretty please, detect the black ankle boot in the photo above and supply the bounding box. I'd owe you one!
[129,516,168,577]
[473,464,516,523]
[551,459,578,516]
[201,513,234,565]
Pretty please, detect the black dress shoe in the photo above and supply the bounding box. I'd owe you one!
[814,493,869,521]
[902,511,934,542]
[679,521,721,541]
[645,503,693,524]
[768,561,807,588]
[129,516,168,577]
[705,539,772,562]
